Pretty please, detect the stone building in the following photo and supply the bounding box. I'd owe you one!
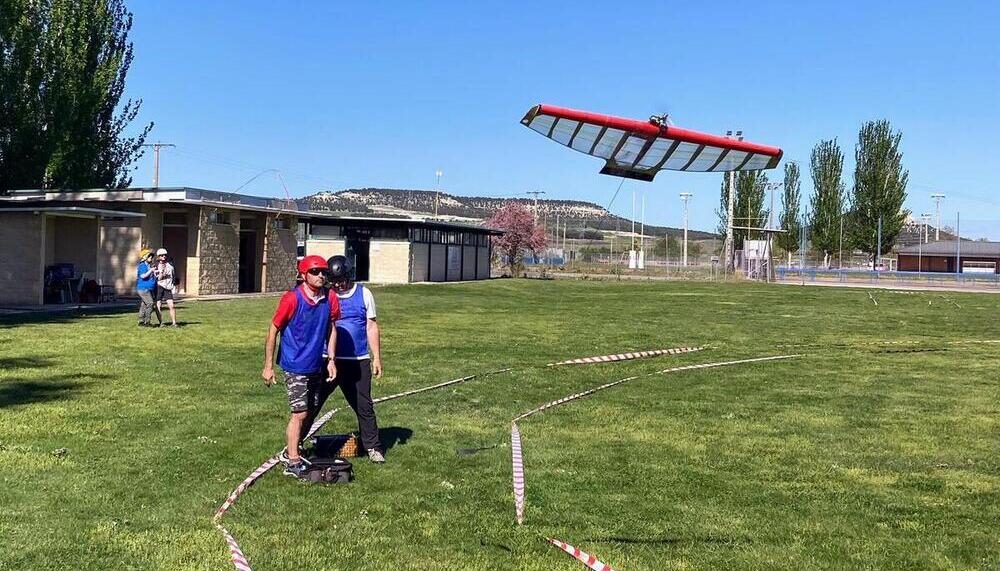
[0,188,498,306]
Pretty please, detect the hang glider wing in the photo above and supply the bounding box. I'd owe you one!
[520,104,783,181]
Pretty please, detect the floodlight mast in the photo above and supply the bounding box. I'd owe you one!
[679,192,693,266]
[434,170,444,217]
[931,193,945,241]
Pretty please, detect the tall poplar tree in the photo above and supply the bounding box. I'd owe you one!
[776,162,801,254]
[848,120,909,268]
[0,0,151,192]
[717,170,769,251]
[808,139,845,266]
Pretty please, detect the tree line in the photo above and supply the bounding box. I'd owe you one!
[719,120,908,269]
[0,0,150,193]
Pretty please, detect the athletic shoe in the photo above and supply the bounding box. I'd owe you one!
[283,460,311,478]
[367,448,385,464]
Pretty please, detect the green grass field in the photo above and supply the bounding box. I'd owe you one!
[1,280,998,570]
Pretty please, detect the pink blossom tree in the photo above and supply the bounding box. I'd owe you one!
[486,202,547,276]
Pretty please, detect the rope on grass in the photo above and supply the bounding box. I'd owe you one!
[510,354,800,525]
[213,348,703,569]
[213,368,512,571]
[547,346,704,366]
[548,538,617,571]
[511,422,526,525]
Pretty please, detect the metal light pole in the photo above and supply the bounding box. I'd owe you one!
[920,213,931,244]
[434,169,443,217]
[931,193,945,241]
[723,130,743,273]
[679,192,692,266]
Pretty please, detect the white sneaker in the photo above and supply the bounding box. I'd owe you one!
[367,448,385,464]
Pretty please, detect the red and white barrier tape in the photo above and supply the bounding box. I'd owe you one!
[217,525,253,571]
[214,368,513,570]
[548,538,617,571]
[547,346,703,367]
[511,354,800,524]
[511,422,526,525]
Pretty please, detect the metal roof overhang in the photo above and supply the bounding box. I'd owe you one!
[0,206,146,219]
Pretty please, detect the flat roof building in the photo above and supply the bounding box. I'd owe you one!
[897,241,1000,274]
[0,188,500,306]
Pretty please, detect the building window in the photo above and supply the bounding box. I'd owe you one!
[273,217,292,230]
[207,211,232,225]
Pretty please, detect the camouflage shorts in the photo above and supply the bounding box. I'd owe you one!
[284,371,325,413]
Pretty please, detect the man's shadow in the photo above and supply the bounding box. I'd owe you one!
[379,427,413,451]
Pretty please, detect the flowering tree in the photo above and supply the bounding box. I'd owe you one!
[486,202,546,276]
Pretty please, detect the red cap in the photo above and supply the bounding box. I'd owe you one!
[297,255,328,274]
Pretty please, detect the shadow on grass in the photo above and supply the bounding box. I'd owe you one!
[379,427,413,451]
[0,356,55,369]
[584,535,752,546]
[0,304,138,329]
[0,373,114,409]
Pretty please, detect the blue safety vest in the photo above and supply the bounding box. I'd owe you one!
[334,284,370,360]
[278,287,330,374]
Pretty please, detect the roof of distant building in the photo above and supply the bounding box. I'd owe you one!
[898,240,1000,256]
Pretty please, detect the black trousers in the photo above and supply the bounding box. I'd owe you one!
[302,359,381,451]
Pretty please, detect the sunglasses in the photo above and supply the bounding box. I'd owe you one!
[306,268,325,276]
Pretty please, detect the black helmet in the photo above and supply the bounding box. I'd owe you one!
[326,255,352,281]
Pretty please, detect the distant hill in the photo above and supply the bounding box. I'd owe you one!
[304,188,719,240]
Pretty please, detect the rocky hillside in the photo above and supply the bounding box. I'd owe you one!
[304,188,718,240]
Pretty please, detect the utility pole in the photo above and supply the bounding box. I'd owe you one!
[142,142,175,188]
[524,190,545,217]
[433,169,443,217]
[931,193,945,241]
[723,130,743,273]
[680,192,692,266]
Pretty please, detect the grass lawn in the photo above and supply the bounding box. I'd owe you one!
[1,280,998,570]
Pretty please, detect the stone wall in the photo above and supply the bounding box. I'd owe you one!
[197,208,240,295]
[264,215,298,292]
[369,240,411,284]
[0,213,44,304]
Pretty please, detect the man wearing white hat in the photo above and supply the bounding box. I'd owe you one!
[153,248,178,327]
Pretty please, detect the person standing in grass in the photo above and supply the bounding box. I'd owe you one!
[152,248,178,327]
[262,255,340,477]
[324,255,385,464]
[136,248,157,327]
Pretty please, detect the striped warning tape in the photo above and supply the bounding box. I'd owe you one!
[511,422,525,525]
[548,538,617,571]
[510,354,800,525]
[776,338,1000,350]
[214,368,512,570]
[547,346,703,366]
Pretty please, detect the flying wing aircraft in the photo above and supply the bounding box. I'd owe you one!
[521,104,782,181]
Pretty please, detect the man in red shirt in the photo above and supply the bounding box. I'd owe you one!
[262,255,341,477]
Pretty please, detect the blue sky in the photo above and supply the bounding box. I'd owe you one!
[124,1,1000,237]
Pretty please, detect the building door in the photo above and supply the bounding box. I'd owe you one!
[345,232,370,282]
[238,230,257,293]
[162,213,188,293]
